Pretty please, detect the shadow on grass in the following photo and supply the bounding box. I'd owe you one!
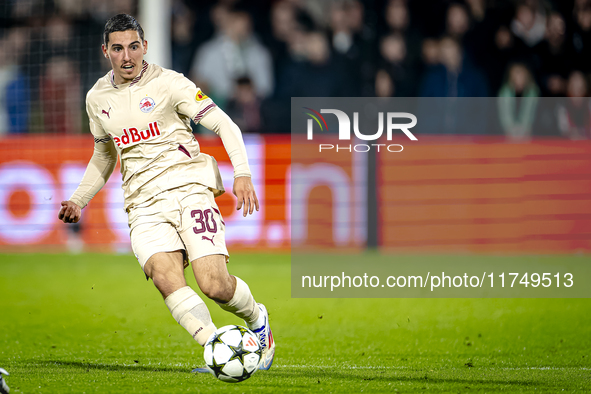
[262,368,550,390]
[36,360,192,373]
[36,361,567,391]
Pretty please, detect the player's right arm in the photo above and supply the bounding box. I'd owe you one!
[58,99,118,224]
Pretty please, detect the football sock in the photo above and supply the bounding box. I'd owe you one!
[216,277,261,328]
[164,286,216,346]
[249,309,266,331]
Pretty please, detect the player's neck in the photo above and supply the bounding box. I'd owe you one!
[113,72,135,85]
[112,61,146,85]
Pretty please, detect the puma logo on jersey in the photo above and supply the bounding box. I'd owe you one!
[112,121,161,148]
[202,235,215,245]
[102,107,111,118]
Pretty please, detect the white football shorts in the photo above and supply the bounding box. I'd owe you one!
[128,183,228,271]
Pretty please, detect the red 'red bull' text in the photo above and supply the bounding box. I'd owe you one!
[112,121,161,147]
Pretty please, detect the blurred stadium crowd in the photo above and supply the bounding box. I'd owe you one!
[1,0,591,138]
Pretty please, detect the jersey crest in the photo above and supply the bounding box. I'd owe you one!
[195,90,209,101]
[139,97,156,113]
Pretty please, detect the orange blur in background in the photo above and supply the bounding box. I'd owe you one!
[1,135,589,253]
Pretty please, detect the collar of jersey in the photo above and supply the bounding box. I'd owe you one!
[110,61,149,89]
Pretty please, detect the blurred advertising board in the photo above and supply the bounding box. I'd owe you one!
[0,134,291,251]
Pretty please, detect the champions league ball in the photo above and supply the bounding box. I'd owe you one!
[203,325,262,383]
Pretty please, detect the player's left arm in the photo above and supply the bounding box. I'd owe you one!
[199,107,259,217]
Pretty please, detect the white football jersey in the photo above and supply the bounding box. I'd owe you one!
[86,62,225,210]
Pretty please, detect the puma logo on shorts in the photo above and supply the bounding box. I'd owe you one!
[202,235,215,245]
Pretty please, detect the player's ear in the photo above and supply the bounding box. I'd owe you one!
[102,44,109,59]
[143,40,148,55]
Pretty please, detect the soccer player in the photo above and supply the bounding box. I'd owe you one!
[57,14,274,371]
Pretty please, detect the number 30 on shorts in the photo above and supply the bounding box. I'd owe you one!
[191,209,218,234]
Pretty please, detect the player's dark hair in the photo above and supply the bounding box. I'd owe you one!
[103,14,144,46]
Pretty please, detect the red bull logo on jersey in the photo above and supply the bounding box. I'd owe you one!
[111,121,161,148]
[139,97,156,113]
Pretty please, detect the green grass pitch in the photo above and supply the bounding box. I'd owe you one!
[0,253,589,393]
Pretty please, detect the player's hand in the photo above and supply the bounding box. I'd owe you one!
[58,201,82,223]
[233,176,259,217]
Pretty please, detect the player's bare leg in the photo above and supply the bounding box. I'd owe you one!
[192,254,275,370]
[191,254,259,320]
[144,251,187,298]
[144,251,216,345]
[191,254,236,302]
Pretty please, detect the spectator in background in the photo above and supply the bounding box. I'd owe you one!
[329,2,355,56]
[0,29,30,134]
[40,56,81,134]
[275,31,351,98]
[171,0,196,76]
[479,25,525,94]
[328,1,375,95]
[296,0,332,29]
[510,2,546,48]
[446,2,471,42]
[498,63,540,140]
[383,0,421,71]
[260,1,313,134]
[466,0,487,23]
[421,37,440,68]
[419,36,488,97]
[37,16,82,134]
[378,33,417,96]
[463,0,505,66]
[446,1,484,73]
[87,0,136,24]
[268,1,300,76]
[191,8,273,106]
[266,1,319,77]
[557,71,591,139]
[534,12,572,96]
[44,15,76,59]
[225,76,261,134]
[418,37,489,134]
[53,0,86,18]
[572,3,591,73]
[375,69,394,97]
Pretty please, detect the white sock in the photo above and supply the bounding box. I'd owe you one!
[165,286,216,346]
[249,308,266,331]
[217,277,260,327]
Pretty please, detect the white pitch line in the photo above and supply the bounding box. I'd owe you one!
[274,365,407,370]
[501,367,591,371]
[273,365,591,371]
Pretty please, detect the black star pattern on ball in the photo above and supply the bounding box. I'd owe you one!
[207,327,262,382]
[212,343,251,382]
[208,334,231,378]
[228,342,248,365]
[235,326,250,336]
[208,346,226,378]
[210,334,225,347]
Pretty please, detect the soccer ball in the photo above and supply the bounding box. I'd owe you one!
[203,325,262,383]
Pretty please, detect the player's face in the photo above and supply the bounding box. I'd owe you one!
[102,30,148,85]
